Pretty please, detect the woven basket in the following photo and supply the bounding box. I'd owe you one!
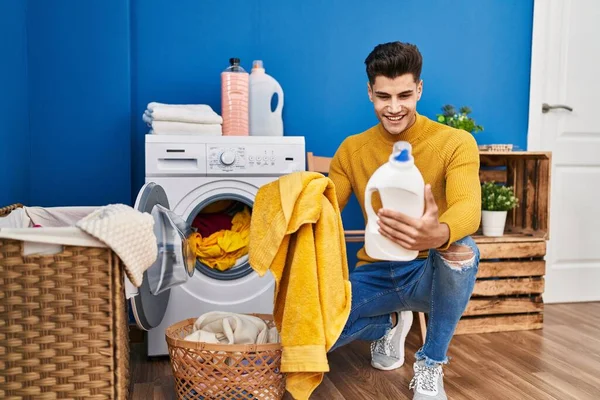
[166,315,285,400]
[0,204,130,399]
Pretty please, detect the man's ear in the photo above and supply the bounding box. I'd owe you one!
[367,81,373,102]
[417,80,423,101]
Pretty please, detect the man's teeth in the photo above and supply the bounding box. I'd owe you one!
[387,115,403,121]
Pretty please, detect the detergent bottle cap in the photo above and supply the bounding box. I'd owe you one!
[390,141,414,166]
[251,60,265,74]
[394,149,410,162]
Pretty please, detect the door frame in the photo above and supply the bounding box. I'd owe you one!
[527,0,561,302]
[527,0,567,151]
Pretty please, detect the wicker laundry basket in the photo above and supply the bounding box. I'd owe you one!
[166,315,285,400]
[0,204,130,400]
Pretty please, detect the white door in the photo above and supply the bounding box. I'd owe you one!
[528,0,600,303]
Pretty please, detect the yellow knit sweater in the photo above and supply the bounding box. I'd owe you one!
[329,113,481,265]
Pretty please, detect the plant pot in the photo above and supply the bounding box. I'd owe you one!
[481,210,507,236]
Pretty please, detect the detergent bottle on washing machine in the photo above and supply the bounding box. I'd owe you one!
[249,60,284,136]
[221,57,249,136]
[364,141,425,261]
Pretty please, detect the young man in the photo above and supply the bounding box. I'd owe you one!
[328,41,481,399]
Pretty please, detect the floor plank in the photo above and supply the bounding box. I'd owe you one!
[130,302,600,399]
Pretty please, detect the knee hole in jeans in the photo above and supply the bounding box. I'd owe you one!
[439,244,476,270]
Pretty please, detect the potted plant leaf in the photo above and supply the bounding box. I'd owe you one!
[481,181,518,236]
[437,104,484,134]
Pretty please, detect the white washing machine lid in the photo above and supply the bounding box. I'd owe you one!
[131,182,196,331]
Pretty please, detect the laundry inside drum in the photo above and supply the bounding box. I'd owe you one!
[187,198,253,279]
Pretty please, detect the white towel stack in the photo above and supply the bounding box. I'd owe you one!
[143,102,223,135]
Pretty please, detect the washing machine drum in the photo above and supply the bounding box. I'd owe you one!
[186,193,254,281]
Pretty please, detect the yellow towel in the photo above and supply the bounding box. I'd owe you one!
[249,171,352,400]
[189,206,251,271]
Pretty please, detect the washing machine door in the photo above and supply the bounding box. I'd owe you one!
[173,178,275,311]
[131,182,196,331]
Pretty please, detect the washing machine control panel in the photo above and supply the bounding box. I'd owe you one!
[208,144,304,174]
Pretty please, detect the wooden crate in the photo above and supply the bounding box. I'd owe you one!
[455,151,551,335]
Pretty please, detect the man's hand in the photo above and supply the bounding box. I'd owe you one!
[377,184,450,251]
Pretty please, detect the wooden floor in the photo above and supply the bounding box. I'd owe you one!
[130,302,600,400]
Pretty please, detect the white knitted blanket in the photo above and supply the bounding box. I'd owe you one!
[76,204,157,287]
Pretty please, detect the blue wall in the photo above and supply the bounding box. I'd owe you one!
[130,0,534,195]
[0,0,30,207]
[26,0,132,206]
[2,0,534,256]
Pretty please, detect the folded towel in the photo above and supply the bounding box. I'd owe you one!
[146,102,223,124]
[249,171,352,400]
[76,204,157,287]
[184,311,280,344]
[149,120,223,135]
[147,101,213,112]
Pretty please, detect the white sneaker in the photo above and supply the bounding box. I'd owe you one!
[409,359,447,400]
[370,311,413,370]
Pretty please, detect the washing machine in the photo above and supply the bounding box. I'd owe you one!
[128,134,305,356]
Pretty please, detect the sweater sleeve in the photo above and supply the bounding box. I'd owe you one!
[437,133,481,249]
[328,146,353,212]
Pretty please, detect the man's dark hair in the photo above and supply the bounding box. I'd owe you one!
[364,41,423,85]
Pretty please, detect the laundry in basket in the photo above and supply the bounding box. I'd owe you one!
[0,202,197,296]
[166,313,285,400]
[0,203,142,400]
[0,203,158,288]
[184,311,280,345]
[0,201,198,399]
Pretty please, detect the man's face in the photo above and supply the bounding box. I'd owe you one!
[367,73,423,135]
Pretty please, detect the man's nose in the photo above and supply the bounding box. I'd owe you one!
[388,98,402,113]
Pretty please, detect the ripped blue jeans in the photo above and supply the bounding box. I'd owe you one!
[329,236,480,366]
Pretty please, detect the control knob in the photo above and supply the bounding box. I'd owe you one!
[220,151,236,166]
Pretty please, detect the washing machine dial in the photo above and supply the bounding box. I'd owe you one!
[220,150,236,166]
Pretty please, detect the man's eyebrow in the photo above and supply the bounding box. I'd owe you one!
[374,90,413,96]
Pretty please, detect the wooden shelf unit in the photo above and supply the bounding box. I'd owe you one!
[454,151,551,335]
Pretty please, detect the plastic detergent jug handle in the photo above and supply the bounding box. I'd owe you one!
[272,80,284,115]
[364,186,377,224]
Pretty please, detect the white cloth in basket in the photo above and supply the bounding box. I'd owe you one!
[184,311,280,344]
[76,204,157,287]
[25,206,98,227]
[0,208,30,228]
[0,206,97,229]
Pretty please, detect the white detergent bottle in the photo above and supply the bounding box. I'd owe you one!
[364,141,425,261]
[249,60,284,136]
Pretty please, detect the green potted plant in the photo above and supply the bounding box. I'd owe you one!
[437,104,484,134]
[481,181,518,236]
